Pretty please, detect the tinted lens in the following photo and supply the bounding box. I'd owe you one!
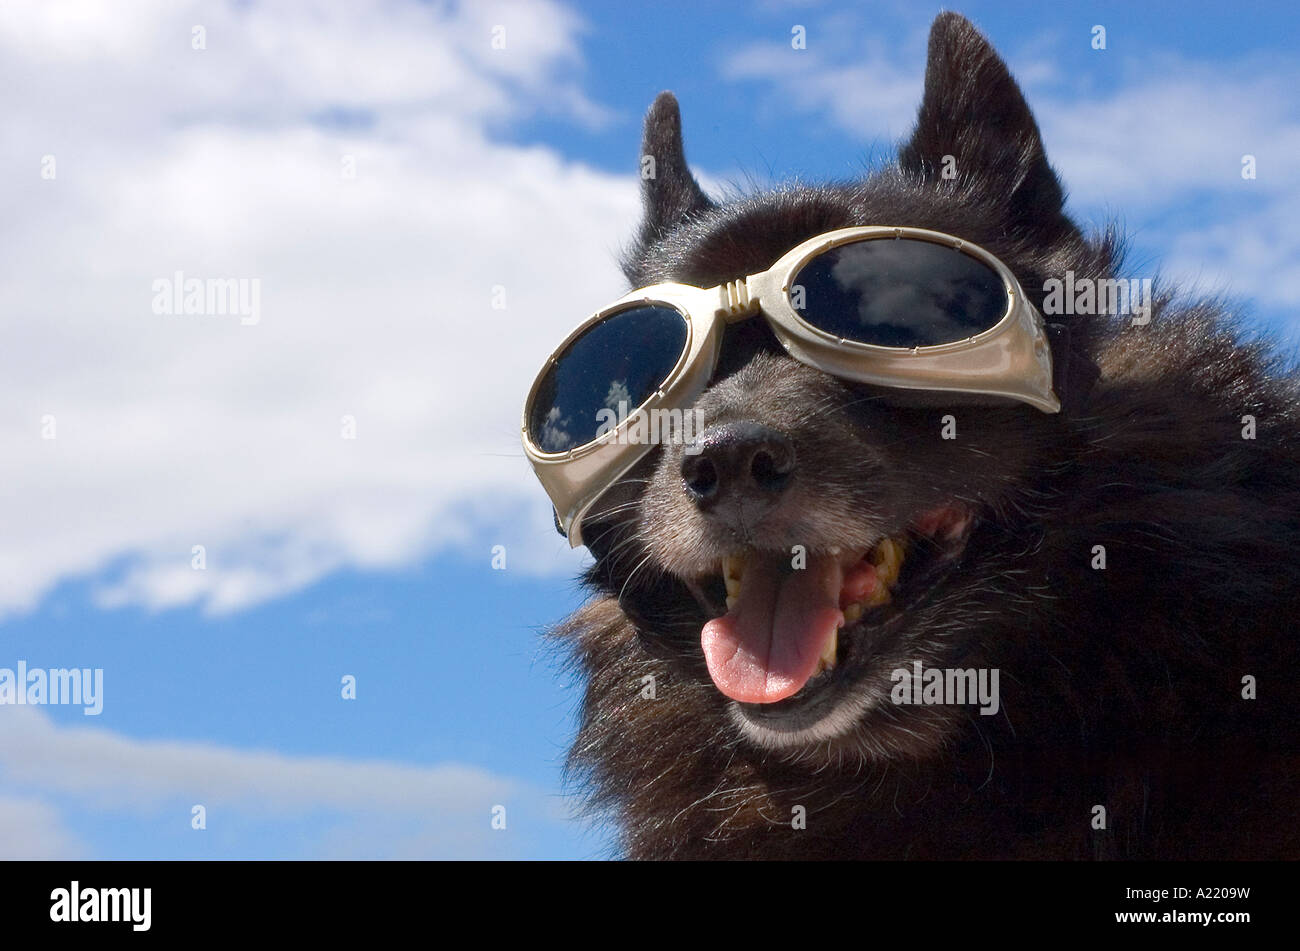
[527,305,688,453]
[790,237,1008,347]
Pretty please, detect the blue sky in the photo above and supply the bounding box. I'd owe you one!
[2,0,1297,859]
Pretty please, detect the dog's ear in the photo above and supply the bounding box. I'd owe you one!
[637,92,712,248]
[900,13,1070,234]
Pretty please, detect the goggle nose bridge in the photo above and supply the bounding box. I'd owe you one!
[716,277,762,324]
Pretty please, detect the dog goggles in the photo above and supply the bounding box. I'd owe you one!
[522,226,1061,546]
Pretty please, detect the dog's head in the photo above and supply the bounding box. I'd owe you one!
[571,13,1107,763]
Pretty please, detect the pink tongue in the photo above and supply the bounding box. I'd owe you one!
[701,553,845,704]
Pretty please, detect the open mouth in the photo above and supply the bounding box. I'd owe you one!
[687,503,975,712]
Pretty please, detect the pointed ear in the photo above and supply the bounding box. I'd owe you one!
[637,92,712,247]
[900,13,1070,232]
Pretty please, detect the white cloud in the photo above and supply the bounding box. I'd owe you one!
[0,0,630,617]
[0,705,558,858]
[0,793,83,859]
[1160,189,1300,318]
[1033,63,1300,205]
[723,38,922,142]
[0,706,508,811]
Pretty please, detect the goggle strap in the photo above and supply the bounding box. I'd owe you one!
[1044,320,1098,409]
[1045,321,1072,404]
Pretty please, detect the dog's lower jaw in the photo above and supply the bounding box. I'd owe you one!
[724,658,961,764]
[726,687,887,752]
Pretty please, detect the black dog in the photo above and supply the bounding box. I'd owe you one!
[548,12,1300,859]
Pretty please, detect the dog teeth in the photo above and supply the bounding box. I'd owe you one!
[873,537,905,586]
[722,552,748,610]
[717,538,906,634]
[839,536,908,622]
[815,628,838,675]
[860,587,891,609]
[722,552,746,588]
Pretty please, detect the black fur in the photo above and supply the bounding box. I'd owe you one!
[549,12,1300,859]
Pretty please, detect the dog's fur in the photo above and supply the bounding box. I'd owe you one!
[550,13,1300,859]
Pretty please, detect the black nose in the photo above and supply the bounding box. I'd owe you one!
[680,421,795,508]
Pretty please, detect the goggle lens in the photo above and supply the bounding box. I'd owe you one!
[527,304,688,453]
[790,237,1008,348]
